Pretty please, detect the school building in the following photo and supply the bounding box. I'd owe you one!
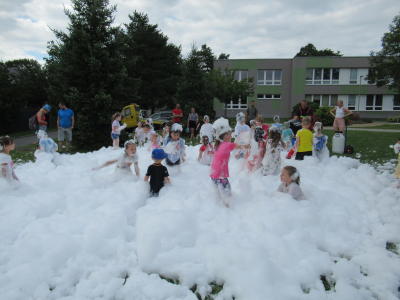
[213,57,399,118]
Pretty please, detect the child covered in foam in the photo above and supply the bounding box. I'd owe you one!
[262,126,286,176]
[134,121,145,147]
[0,136,20,191]
[277,166,305,200]
[233,112,250,159]
[243,126,265,173]
[210,118,249,205]
[198,136,214,165]
[200,115,214,143]
[312,122,329,162]
[281,121,294,149]
[271,115,282,130]
[163,123,186,169]
[148,132,161,151]
[35,130,58,156]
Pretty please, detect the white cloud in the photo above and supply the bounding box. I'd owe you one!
[0,0,399,63]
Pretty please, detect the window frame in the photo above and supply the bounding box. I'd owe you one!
[348,95,356,111]
[257,70,282,85]
[393,95,400,111]
[224,97,248,109]
[366,95,383,111]
[305,94,338,106]
[257,94,281,99]
[306,68,339,85]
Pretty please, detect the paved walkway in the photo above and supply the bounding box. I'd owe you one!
[14,131,58,148]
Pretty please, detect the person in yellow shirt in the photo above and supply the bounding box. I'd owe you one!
[295,118,313,160]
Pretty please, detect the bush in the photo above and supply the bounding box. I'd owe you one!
[291,101,320,117]
[388,116,400,122]
[315,106,350,126]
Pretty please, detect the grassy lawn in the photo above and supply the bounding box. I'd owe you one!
[349,124,400,130]
[8,126,58,139]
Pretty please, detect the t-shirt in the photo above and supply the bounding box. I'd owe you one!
[200,144,214,154]
[200,123,214,143]
[146,164,169,193]
[164,137,185,163]
[246,107,258,120]
[135,127,145,141]
[262,124,269,140]
[39,138,57,154]
[58,108,74,128]
[271,123,283,130]
[295,107,313,119]
[282,129,294,142]
[210,142,236,179]
[277,182,305,200]
[112,120,120,134]
[172,109,182,123]
[116,152,139,170]
[0,153,13,182]
[234,124,250,140]
[296,128,313,152]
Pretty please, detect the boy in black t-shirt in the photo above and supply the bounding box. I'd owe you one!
[145,149,170,197]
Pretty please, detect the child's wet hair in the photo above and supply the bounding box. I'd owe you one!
[111,112,121,123]
[273,115,280,122]
[202,135,210,146]
[302,118,311,126]
[0,136,13,151]
[255,115,264,123]
[124,139,136,149]
[250,120,255,127]
[169,123,183,137]
[215,132,229,151]
[269,126,282,148]
[283,166,300,185]
[203,115,210,122]
[142,124,150,129]
[254,126,264,143]
[283,121,289,129]
[313,122,323,134]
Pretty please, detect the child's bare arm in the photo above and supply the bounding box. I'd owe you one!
[92,159,118,171]
[1,164,8,180]
[144,175,149,181]
[12,169,19,181]
[295,136,300,149]
[134,162,140,176]
[164,177,171,184]
[198,149,203,161]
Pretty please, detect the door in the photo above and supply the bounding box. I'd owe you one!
[122,107,136,128]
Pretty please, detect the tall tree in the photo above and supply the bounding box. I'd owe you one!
[218,53,230,60]
[46,0,140,151]
[367,14,400,92]
[0,62,19,134]
[295,43,342,57]
[196,44,215,72]
[175,45,214,118]
[123,11,182,113]
[211,67,255,118]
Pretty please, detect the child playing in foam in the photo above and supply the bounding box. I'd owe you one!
[234,112,250,159]
[141,124,152,143]
[0,136,20,190]
[146,118,154,131]
[210,118,249,204]
[111,113,127,150]
[134,121,145,147]
[148,132,161,151]
[92,140,140,178]
[295,118,313,160]
[393,138,400,187]
[277,166,305,200]
[200,115,214,143]
[198,136,214,165]
[312,122,329,162]
[271,115,282,130]
[144,149,170,197]
[255,115,269,141]
[281,121,294,149]
[36,130,58,155]
[163,121,174,146]
[243,126,265,173]
[262,126,286,176]
[163,123,186,168]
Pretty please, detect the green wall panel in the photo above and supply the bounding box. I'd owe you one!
[306,57,333,68]
[386,87,398,95]
[340,85,368,94]
[256,85,282,94]
[232,60,258,70]
[248,94,257,106]
[293,68,306,95]
[213,97,224,110]
[273,99,281,110]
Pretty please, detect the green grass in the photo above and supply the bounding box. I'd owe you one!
[8,126,57,139]
[349,124,400,130]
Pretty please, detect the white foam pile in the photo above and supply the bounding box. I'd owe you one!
[0,145,400,300]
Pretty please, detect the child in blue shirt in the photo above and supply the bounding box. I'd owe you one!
[163,123,186,168]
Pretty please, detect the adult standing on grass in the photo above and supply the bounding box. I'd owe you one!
[187,107,198,141]
[245,101,258,126]
[173,103,183,124]
[330,100,353,133]
[37,104,51,132]
[57,102,74,154]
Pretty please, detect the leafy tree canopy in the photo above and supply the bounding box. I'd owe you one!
[295,43,343,57]
[367,14,400,92]
[218,53,230,60]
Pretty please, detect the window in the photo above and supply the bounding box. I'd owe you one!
[257,94,281,99]
[225,97,248,109]
[366,95,383,110]
[306,68,339,84]
[349,68,358,84]
[258,70,282,85]
[235,70,248,81]
[348,95,356,110]
[122,107,131,117]
[305,94,338,106]
[394,95,400,111]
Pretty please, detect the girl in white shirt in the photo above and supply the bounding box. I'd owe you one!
[277,166,305,200]
[0,136,20,190]
[330,100,353,133]
[200,115,214,143]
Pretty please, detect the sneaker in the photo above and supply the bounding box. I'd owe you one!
[59,152,63,154]
[66,151,70,155]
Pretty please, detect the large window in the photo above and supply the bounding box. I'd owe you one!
[305,94,338,106]
[394,95,400,111]
[257,94,281,99]
[235,70,248,81]
[349,68,358,84]
[348,95,356,111]
[306,68,339,84]
[366,95,383,110]
[257,70,281,85]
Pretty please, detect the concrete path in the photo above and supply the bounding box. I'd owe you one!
[14,131,58,148]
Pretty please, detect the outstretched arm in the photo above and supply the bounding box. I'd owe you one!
[92,159,118,171]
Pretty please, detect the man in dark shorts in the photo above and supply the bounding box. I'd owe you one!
[245,101,258,126]
[144,149,170,197]
[294,100,314,130]
[172,103,183,124]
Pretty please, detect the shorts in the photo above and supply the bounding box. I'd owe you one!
[166,158,180,166]
[58,128,73,142]
[111,133,120,140]
[334,117,345,129]
[189,120,197,129]
[38,125,47,132]
[211,177,231,199]
[295,151,313,160]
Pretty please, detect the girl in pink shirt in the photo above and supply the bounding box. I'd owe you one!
[210,118,249,205]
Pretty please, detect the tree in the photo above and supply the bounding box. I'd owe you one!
[218,53,230,60]
[123,11,182,113]
[0,62,19,134]
[46,0,140,151]
[196,44,215,72]
[367,14,400,92]
[175,45,214,118]
[295,43,342,57]
[211,67,255,118]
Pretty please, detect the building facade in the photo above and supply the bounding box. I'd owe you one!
[213,57,399,118]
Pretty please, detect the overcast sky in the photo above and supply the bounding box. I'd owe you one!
[1,0,399,65]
